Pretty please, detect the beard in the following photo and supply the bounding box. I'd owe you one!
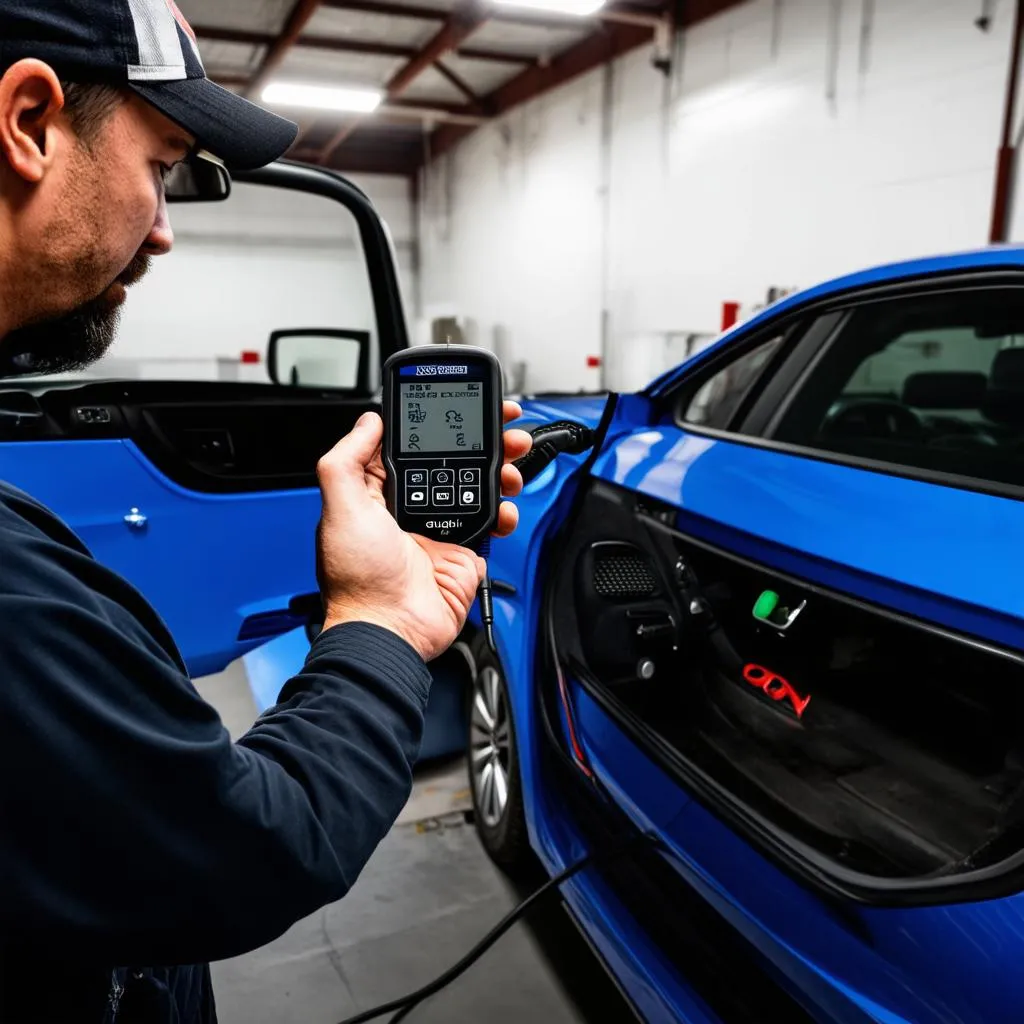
[0,254,151,378]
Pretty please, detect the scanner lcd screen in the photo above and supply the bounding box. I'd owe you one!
[400,382,485,455]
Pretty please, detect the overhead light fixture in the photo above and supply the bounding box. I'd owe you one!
[261,82,383,113]
[492,0,605,15]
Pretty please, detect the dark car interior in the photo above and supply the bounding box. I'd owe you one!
[0,379,379,494]
[774,289,1024,490]
[552,479,1024,892]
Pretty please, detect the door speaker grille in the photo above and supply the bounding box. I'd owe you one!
[593,554,657,599]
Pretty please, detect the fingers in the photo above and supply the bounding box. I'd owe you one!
[493,500,520,538]
[502,428,533,465]
[503,400,523,425]
[501,463,523,498]
[318,412,384,491]
[421,539,488,598]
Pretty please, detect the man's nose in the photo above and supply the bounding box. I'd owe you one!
[142,193,174,256]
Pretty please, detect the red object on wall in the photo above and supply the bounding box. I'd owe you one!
[722,302,740,332]
[587,356,602,369]
[240,351,261,365]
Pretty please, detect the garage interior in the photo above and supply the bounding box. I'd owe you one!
[8,0,1024,1020]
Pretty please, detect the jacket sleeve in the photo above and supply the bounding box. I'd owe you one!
[0,500,432,968]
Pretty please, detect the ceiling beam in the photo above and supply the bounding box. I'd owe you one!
[291,146,422,176]
[210,73,251,87]
[245,0,326,99]
[428,0,744,160]
[433,59,484,109]
[319,0,491,163]
[195,25,413,59]
[194,26,273,46]
[390,98,484,116]
[457,46,534,64]
[385,0,491,96]
[194,24,535,66]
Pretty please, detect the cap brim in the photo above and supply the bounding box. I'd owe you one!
[129,77,298,172]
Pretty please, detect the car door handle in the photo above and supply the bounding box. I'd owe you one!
[124,508,148,531]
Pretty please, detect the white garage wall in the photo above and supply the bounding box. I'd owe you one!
[418,0,1024,393]
[100,174,414,383]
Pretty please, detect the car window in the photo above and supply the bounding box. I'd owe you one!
[773,288,1024,489]
[681,334,784,430]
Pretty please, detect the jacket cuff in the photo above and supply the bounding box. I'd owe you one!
[308,621,431,704]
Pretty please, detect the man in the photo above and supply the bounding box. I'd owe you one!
[0,2,532,1022]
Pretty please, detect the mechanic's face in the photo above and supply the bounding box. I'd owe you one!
[0,63,193,374]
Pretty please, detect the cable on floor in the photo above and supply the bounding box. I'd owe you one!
[335,834,647,1024]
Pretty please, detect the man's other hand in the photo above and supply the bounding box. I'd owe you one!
[315,403,533,662]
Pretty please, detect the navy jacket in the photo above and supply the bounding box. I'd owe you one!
[0,482,432,1022]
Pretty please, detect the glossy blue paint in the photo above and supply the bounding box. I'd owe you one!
[0,438,322,678]
[591,425,1024,650]
[498,258,1024,1022]
[568,680,1024,1023]
[646,244,1024,397]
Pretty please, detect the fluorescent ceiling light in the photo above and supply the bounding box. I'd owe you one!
[262,82,382,113]
[492,0,605,14]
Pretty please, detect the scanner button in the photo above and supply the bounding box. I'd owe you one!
[433,488,454,506]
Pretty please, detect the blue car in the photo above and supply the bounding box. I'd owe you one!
[5,160,1024,1022]
[468,247,1024,1022]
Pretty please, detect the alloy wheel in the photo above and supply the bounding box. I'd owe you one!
[470,666,512,828]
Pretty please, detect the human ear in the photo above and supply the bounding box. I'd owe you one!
[0,60,66,184]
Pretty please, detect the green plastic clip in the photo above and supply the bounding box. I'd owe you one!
[753,590,780,622]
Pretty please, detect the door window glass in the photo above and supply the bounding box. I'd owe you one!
[774,289,1024,488]
[682,335,784,430]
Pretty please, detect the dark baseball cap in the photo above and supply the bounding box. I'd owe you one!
[0,0,299,171]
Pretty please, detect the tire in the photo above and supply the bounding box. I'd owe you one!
[467,633,533,876]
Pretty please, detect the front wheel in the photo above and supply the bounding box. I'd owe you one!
[468,636,532,876]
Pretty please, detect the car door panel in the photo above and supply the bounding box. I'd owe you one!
[0,435,324,678]
[673,791,1024,1024]
[591,425,1024,649]
[547,410,1024,1020]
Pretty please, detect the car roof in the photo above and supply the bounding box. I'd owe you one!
[646,244,1024,396]
[761,243,1024,319]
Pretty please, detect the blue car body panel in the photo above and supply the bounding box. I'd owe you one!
[0,438,322,678]
[594,425,1024,651]
[494,249,1024,1023]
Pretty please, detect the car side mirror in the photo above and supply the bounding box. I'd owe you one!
[165,155,232,204]
[268,329,372,393]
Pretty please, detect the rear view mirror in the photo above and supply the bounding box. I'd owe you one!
[269,329,372,393]
[165,155,232,204]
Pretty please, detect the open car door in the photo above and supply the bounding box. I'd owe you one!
[535,273,1024,1023]
[0,161,408,679]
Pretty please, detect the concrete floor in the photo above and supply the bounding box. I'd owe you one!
[194,663,636,1024]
